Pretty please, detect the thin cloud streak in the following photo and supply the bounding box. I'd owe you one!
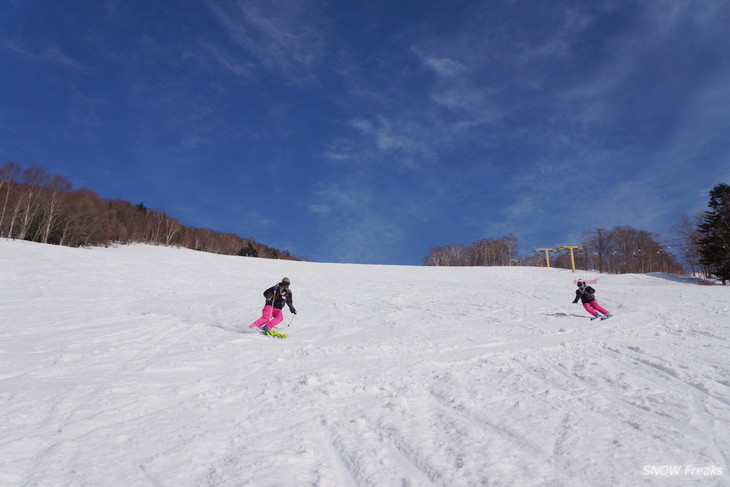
[4,41,88,73]
[202,0,328,81]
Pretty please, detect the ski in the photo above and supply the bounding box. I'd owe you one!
[262,329,289,339]
[588,313,614,321]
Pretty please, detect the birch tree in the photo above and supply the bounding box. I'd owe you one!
[39,174,72,244]
[15,165,48,240]
[0,162,21,235]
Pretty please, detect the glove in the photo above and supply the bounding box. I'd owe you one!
[291,308,297,314]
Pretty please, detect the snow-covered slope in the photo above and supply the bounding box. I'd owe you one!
[1,239,728,487]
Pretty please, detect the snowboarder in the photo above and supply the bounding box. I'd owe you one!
[249,277,297,332]
[572,279,613,320]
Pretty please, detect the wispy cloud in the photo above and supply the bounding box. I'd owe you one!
[323,114,437,172]
[202,0,327,81]
[309,204,331,214]
[348,117,429,167]
[197,42,253,76]
[322,214,405,264]
[4,41,88,73]
[66,87,108,128]
[421,57,465,78]
[412,46,500,127]
[308,183,409,264]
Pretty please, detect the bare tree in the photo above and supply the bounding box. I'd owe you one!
[424,245,457,266]
[669,214,703,276]
[0,162,22,235]
[39,174,72,244]
[466,235,518,266]
[498,235,519,266]
[163,214,181,245]
[13,165,48,240]
[581,228,613,273]
[578,226,682,274]
[1,162,301,260]
[60,188,106,247]
[425,236,519,267]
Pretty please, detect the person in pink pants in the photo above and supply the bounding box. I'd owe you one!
[572,279,613,320]
[249,277,296,332]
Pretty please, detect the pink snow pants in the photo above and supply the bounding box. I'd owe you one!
[249,305,284,329]
[583,300,610,317]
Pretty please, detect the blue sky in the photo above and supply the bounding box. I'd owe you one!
[2,0,729,265]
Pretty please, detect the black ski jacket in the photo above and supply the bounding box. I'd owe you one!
[573,286,597,304]
[264,285,296,312]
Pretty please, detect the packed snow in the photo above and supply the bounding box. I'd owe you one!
[1,239,729,487]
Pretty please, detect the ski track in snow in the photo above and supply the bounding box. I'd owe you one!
[1,239,729,487]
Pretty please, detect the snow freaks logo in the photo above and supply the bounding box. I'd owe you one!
[643,465,723,477]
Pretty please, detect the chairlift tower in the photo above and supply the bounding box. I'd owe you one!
[535,248,558,268]
[560,246,583,273]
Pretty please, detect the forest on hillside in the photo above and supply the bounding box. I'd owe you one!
[422,207,728,278]
[0,162,298,260]
[423,229,684,274]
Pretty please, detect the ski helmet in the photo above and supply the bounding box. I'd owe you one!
[577,279,585,287]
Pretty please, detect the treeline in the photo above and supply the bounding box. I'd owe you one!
[0,162,298,260]
[697,184,730,283]
[423,235,519,266]
[569,226,682,274]
[669,183,730,283]
[424,227,683,274]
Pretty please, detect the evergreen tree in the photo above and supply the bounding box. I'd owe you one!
[238,242,259,258]
[698,183,730,284]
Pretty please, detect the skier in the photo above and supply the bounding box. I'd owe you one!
[572,279,613,320]
[249,277,297,333]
